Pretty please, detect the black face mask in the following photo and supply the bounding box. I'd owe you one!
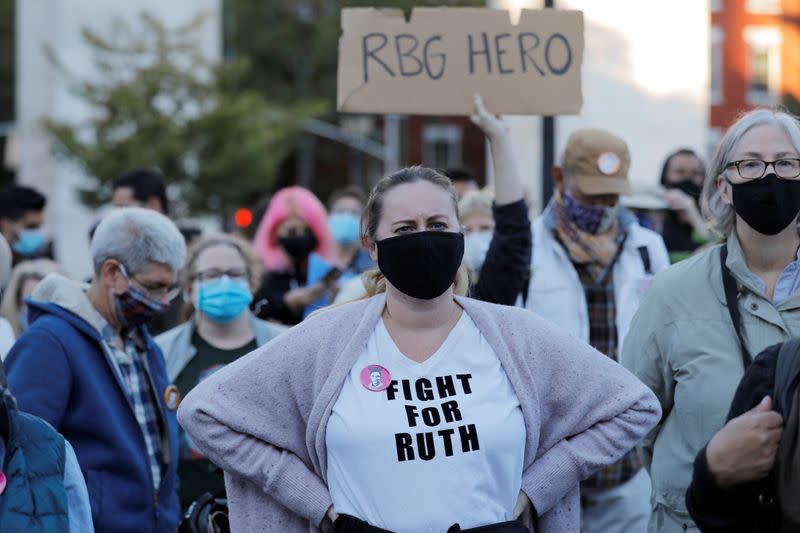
[729,173,800,235]
[377,231,464,300]
[279,231,317,261]
[667,180,703,200]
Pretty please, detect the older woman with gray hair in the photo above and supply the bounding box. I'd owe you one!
[621,108,800,532]
[4,207,187,533]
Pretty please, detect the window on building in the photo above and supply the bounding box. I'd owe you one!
[708,127,723,162]
[750,48,770,93]
[743,27,782,105]
[711,27,724,105]
[422,124,463,169]
[746,0,781,13]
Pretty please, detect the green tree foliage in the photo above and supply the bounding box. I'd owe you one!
[223,0,484,109]
[45,12,323,216]
[221,0,483,196]
[784,93,800,118]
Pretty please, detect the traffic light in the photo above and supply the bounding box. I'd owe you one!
[234,207,253,229]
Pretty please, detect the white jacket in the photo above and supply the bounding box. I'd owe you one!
[520,211,670,354]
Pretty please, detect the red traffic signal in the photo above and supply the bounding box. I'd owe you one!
[234,208,254,228]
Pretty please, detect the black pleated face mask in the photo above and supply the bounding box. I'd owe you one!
[278,231,317,261]
[728,173,800,235]
[376,231,464,300]
[667,180,703,200]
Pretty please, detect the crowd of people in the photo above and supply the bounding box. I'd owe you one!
[0,93,798,533]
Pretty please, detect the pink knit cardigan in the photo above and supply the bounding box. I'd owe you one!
[178,294,660,532]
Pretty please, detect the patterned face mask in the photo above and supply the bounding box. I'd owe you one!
[562,192,620,234]
[113,265,169,330]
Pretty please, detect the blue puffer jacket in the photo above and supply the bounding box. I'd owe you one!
[3,274,180,533]
[0,388,68,531]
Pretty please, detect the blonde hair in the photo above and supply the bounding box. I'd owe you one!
[180,233,264,321]
[458,189,493,222]
[360,166,469,298]
[1,259,62,336]
[704,108,800,236]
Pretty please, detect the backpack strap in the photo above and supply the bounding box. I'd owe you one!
[774,337,800,417]
[721,244,752,370]
[637,246,652,275]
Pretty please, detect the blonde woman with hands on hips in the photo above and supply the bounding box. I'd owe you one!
[178,96,660,533]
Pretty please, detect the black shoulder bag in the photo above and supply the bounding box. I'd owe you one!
[721,244,753,370]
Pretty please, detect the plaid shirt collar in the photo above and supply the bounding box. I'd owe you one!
[102,325,144,357]
[93,310,165,491]
[93,309,146,357]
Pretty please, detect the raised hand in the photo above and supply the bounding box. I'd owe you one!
[470,93,509,141]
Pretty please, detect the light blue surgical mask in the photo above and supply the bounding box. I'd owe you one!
[329,213,361,245]
[197,277,253,323]
[13,229,45,256]
[463,231,493,272]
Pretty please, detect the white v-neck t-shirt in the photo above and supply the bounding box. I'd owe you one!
[326,312,526,532]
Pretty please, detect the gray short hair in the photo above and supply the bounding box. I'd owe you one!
[90,207,186,276]
[704,108,800,236]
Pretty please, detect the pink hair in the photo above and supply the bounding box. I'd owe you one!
[254,186,334,272]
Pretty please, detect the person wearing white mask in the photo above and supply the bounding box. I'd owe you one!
[460,191,494,273]
[155,233,285,509]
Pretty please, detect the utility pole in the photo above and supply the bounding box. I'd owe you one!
[383,114,401,176]
[541,0,555,204]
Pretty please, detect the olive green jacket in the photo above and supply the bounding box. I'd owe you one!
[621,234,800,532]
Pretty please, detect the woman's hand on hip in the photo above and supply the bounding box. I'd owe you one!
[513,491,535,527]
[706,395,783,487]
[319,505,338,531]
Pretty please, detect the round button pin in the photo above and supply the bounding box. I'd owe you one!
[597,152,621,175]
[164,384,181,411]
[360,364,391,392]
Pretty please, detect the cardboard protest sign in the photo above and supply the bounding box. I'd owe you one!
[337,7,584,116]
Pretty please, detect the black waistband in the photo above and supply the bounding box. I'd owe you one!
[329,514,529,533]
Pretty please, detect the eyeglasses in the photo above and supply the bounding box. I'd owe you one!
[119,264,181,302]
[725,158,800,180]
[192,268,249,282]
